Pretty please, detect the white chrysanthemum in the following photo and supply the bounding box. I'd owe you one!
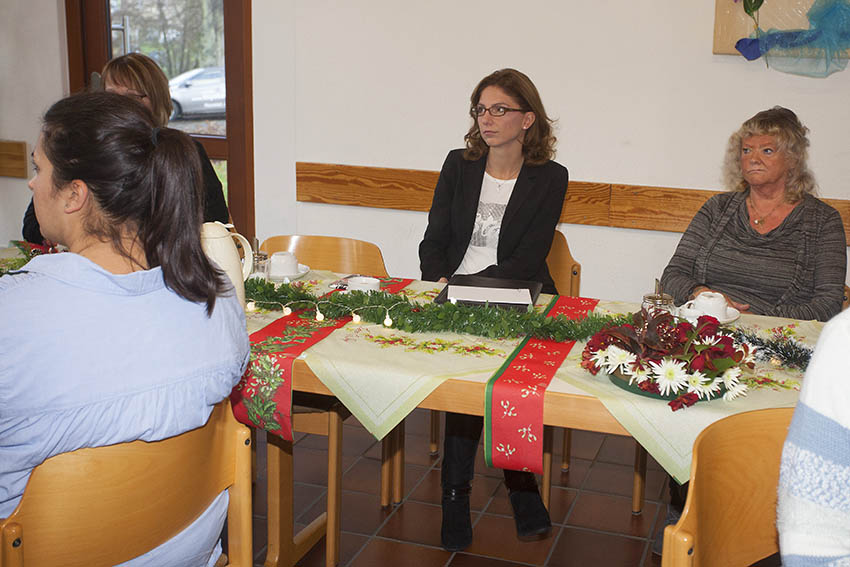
[649,358,688,397]
[723,381,748,401]
[722,366,742,389]
[624,364,651,385]
[590,347,609,370]
[706,376,724,397]
[700,335,720,346]
[605,345,636,374]
[685,370,711,400]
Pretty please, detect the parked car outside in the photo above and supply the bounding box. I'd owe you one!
[168,67,226,119]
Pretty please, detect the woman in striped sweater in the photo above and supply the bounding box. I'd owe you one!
[660,106,845,323]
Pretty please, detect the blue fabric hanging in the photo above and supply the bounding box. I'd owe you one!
[735,0,850,77]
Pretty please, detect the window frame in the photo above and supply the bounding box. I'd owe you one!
[64,0,255,241]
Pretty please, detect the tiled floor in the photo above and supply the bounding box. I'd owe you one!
[250,408,674,567]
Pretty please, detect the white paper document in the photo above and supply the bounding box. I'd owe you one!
[447,285,532,306]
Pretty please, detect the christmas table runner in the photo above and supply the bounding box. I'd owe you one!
[484,296,599,473]
[231,274,412,440]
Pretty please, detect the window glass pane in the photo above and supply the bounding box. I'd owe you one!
[211,159,227,201]
[109,0,225,136]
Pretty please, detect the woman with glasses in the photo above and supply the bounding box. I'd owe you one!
[419,68,568,552]
[22,52,229,244]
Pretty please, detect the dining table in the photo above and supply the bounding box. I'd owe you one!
[237,270,820,522]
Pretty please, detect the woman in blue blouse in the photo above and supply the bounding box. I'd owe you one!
[0,92,248,566]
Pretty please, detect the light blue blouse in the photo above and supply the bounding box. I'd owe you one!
[0,253,250,566]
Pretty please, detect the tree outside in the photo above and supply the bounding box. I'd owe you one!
[110,0,224,79]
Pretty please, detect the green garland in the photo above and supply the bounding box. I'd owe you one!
[245,279,630,342]
[245,280,816,370]
[0,242,39,276]
[728,328,812,370]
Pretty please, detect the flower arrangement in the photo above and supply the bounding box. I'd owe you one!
[581,308,757,411]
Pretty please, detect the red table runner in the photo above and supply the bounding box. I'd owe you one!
[230,277,413,440]
[484,296,600,473]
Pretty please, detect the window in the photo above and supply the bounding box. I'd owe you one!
[64,0,254,240]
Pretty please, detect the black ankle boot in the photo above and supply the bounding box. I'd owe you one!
[441,485,472,551]
[504,470,551,540]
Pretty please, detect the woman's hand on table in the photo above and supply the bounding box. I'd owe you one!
[438,277,449,283]
[690,286,751,313]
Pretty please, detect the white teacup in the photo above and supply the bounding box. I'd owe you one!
[268,251,299,279]
[347,276,380,292]
[684,291,728,319]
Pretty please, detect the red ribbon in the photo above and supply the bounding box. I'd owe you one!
[230,277,413,439]
[484,296,600,473]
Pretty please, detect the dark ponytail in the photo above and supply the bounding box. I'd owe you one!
[41,92,227,314]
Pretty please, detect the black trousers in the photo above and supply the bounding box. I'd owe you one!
[441,411,535,490]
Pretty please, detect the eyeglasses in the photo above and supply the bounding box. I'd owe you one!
[470,104,525,118]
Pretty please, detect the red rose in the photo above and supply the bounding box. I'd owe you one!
[674,321,694,342]
[696,316,720,338]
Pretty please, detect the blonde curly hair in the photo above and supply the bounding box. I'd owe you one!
[722,106,815,202]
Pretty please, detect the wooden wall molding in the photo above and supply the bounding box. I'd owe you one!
[0,141,28,178]
[296,162,850,241]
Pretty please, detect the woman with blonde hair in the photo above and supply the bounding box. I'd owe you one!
[22,52,228,243]
[420,68,568,551]
[654,106,846,556]
[661,106,845,322]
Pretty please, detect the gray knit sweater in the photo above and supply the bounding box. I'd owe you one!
[661,192,846,322]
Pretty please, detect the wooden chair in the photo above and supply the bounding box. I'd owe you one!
[261,235,388,278]
[259,234,395,565]
[0,400,252,567]
[662,408,793,567]
[541,230,581,509]
[843,284,849,310]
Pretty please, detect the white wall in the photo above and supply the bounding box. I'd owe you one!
[254,1,850,302]
[4,3,847,303]
[0,1,68,245]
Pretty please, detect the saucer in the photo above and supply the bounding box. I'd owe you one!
[269,264,310,282]
[676,305,740,325]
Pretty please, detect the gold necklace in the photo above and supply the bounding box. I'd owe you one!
[748,196,783,226]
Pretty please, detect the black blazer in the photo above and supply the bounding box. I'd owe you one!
[419,149,568,294]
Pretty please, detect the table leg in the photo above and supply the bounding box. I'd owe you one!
[632,443,647,515]
[560,429,572,472]
[542,426,553,510]
[429,409,441,455]
[380,435,393,507]
[392,421,405,504]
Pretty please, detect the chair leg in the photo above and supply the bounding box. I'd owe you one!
[542,426,553,510]
[632,442,647,515]
[264,434,296,567]
[392,420,405,504]
[429,410,441,455]
[380,435,393,507]
[325,409,343,567]
[561,428,572,472]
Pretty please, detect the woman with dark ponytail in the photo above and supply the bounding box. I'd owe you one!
[21,52,229,244]
[0,92,249,566]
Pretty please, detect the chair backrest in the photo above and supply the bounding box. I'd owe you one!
[662,407,793,567]
[546,230,581,296]
[261,235,388,278]
[0,400,252,567]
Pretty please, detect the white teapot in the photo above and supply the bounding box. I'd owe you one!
[200,221,253,307]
